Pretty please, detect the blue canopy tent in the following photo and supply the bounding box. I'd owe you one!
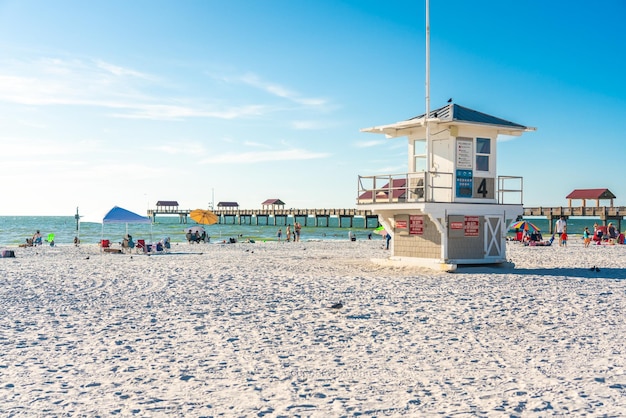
[101,206,152,250]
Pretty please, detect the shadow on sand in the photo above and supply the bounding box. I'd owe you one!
[454,264,626,280]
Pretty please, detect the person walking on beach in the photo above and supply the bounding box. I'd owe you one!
[583,227,591,247]
[295,222,301,242]
[277,228,282,242]
[286,225,291,242]
[555,216,567,238]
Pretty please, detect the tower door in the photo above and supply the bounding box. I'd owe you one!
[484,215,503,260]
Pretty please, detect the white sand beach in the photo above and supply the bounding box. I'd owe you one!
[1,238,625,416]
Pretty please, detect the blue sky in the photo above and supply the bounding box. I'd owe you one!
[1,0,625,216]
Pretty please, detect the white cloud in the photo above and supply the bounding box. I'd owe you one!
[243,141,272,148]
[0,57,340,126]
[94,59,152,79]
[152,142,207,155]
[231,72,329,107]
[109,103,269,121]
[290,119,339,130]
[0,137,87,157]
[0,58,273,121]
[201,148,331,164]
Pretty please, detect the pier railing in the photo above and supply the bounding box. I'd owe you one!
[357,172,523,204]
[147,204,625,229]
[147,207,380,227]
[523,206,626,218]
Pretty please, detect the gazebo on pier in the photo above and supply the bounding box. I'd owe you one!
[217,201,239,211]
[566,189,616,208]
[262,199,286,211]
[156,201,179,212]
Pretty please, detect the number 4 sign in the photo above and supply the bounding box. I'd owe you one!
[473,177,494,199]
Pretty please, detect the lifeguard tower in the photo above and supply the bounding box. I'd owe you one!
[357,103,535,270]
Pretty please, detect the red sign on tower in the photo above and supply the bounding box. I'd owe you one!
[409,215,424,235]
[464,216,479,237]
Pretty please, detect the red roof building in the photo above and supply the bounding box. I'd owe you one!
[262,199,285,209]
[566,189,616,207]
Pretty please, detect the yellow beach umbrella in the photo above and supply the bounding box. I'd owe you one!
[189,209,218,225]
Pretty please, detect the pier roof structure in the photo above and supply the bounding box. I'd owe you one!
[217,201,239,208]
[156,201,179,207]
[566,189,616,207]
[262,199,285,207]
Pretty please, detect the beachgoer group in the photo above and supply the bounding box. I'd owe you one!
[186,229,208,244]
[281,223,302,242]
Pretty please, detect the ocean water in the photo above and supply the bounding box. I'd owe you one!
[0,215,381,246]
[0,215,612,246]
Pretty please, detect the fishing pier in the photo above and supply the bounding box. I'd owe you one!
[524,189,623,233]
[146,205,625,231]
[523,206,625,233]
[147,207,380,228]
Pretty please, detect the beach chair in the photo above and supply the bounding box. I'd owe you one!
[101,239,122,253]
[136,239,147,253]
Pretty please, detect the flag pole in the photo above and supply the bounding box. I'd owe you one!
[425,0,431,201]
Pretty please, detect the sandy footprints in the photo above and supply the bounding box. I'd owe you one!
[3,240,626,415]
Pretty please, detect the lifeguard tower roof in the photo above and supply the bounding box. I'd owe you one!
[362,103,535,138]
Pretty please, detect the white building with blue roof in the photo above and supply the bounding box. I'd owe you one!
[358,103,535,271]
